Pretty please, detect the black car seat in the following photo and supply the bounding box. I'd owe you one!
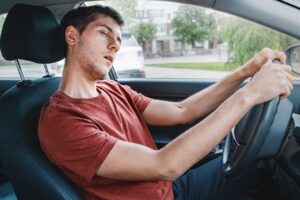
[0,4,83,200]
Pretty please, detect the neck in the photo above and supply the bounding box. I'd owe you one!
[58,58,100,99]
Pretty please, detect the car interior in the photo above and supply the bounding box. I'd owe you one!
[0,4,83,200]
[1,0,300,199]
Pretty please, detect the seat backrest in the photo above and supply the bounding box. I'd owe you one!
[0,4,83,200]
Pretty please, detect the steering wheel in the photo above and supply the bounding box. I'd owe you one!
[222,96,280,177]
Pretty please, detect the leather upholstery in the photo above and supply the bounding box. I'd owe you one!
[0,4,83,200]
[0,78,83,200]
[0,4,64,63]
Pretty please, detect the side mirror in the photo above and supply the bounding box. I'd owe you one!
[285,44,300,74]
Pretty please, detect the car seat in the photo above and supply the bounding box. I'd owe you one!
[0,4,83,200]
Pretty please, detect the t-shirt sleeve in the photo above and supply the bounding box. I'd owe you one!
[39,111,117,185]
[121,84,152,113]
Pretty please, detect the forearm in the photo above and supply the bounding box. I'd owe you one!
[158,88,254,181]
[97,80,287,181]
[98,88,253,181]
[180,68,248,123]
[98,89,253,182]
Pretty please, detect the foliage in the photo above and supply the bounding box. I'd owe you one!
[171,5,217,47]
[131,21,157,43]
[222,18,299,69]
[101,0,137,29]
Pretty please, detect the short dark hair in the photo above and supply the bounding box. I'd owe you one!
[60,5,124,55]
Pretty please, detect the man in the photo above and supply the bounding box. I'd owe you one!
[38,5,294,200]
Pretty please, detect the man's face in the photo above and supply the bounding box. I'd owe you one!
[74,15,122,80]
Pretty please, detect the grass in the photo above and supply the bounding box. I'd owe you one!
[147,62,234,71]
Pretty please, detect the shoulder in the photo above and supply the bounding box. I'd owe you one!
[41,93,79,115]
[39,93,86,129]
[96,80,123,89]
[96,80,133,95]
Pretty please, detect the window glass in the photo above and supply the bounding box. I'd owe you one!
[1,2,300,79]
[88,0,300,79]
[3,1,294,80]
[122,33,139,47]
[0,14,61,78]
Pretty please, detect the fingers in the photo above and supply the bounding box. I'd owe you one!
[244,48,286,78]
[279,81,292,100]
[285,71,294,83]
[264,63,293,100]
[249,50,294,102]
[280,65,293,91]
[280,85,292,100]
[260,48,286,64]
[249,59,294,104]
[261,59,272,70]
[280,69,294,100]
[274,50,286,64]
[262,61,292,74]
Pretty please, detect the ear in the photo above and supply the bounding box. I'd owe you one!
[65,26,79,46]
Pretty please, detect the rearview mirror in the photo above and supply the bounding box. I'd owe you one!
[285,44,300,74]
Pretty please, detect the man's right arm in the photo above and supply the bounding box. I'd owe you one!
[96,62,293,181]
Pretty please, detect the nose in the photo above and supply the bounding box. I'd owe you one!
[108,36,121,53]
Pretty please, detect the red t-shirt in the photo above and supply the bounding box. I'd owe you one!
[38,80,173,200]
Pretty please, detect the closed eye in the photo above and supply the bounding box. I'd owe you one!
[99,31,110,38]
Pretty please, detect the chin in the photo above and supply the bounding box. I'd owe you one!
[94,69,109,80]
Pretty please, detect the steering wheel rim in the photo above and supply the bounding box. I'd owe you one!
[222,96,280,177]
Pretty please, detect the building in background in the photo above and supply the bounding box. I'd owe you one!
[135,1,180,57]
[88,0,228,58]
[135,1,224,57]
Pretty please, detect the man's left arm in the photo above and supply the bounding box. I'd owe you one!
[142,48,286,126]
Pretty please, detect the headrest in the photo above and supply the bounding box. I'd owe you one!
[0,4,64,63]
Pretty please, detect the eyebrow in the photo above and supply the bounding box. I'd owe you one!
[97,24,122,44]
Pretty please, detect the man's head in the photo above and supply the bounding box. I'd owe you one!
[60,5,124,54]
[60,5,124,79]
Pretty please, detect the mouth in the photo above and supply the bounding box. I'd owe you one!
[104,55,114,63]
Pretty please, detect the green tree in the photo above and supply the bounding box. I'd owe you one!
[222,18,299,69]
[172,5,217,48]
[104,0,137,29]
[131,21,156,49]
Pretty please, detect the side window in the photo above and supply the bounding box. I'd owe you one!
[88,0,299,79]
[0,14,60,78]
